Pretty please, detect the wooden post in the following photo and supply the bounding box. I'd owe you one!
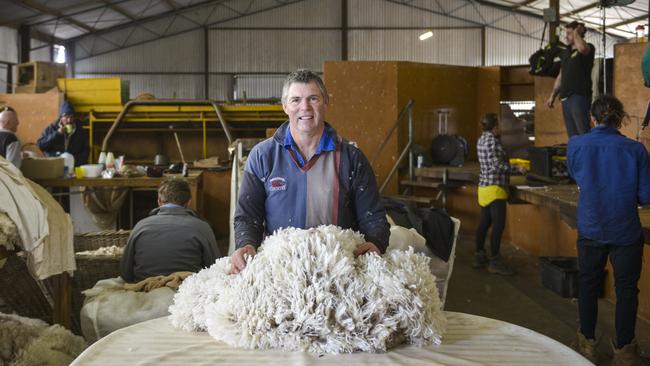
[549,0,560,44]
[51,273,72,329]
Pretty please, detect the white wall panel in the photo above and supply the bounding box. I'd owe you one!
[30,39,51,62]
[0,26,18,63]
[76,73,204,99]
[234,74,286,100]
[349,29,482,66]
[0,64,9,93]
[485,28,539,66]
[208,74,234,101]
[75,30,204,73]
[208,30,340,72]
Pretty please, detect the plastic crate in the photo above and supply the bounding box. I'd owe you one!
[539,256,579,298]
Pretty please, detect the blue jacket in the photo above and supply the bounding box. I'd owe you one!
[234,122,390,252]
[567,125,650,245]
[37,119,89,166]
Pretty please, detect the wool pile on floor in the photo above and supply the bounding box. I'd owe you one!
[169,225,446,354]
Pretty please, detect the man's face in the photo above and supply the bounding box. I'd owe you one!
[60,114,74,126]
[565,28,575,45]
[0,111,19,132]
[282,81,328,136]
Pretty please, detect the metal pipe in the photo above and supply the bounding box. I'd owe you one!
[408,103,414,181]
[212,103,233,144]
[379,140,412,194]
[100,99,234,152]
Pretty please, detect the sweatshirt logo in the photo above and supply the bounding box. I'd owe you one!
[269,177,287,191]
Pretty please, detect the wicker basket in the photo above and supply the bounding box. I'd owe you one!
[71,230,130,333]
[74,230,131,252]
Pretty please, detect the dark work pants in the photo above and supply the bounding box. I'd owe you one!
[475,199,506,257]
[561,94,591,138]
[577,237,644,347]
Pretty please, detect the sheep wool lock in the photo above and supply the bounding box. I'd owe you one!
[169,225,447,355]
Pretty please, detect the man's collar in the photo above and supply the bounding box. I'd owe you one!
[0,128,16,135]
[284,125,336,153]
[160,203,185,209]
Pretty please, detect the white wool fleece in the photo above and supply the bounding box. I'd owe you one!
[169,225,446,354]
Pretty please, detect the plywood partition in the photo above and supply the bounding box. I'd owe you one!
[534,76,567,146]
[477,66,502,139]
[614,41,650,321]
[396,63,482,161]
[615,42,650,149]
[324,62,400,194]
[0,88,62,148]
[325,61,500,195]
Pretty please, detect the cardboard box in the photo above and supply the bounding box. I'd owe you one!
[21,157,64,179]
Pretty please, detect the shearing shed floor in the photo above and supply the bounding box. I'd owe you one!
[446,235,650,365]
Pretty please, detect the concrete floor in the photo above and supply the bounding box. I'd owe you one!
[445,234,650,366]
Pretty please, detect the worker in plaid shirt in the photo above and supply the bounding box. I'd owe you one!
[474,113,514,275]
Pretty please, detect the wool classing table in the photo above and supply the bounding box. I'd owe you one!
[70,311,591,365]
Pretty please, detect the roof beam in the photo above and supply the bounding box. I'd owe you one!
[101,0,137,21]
[164,0,178,10]
[561,2,600,17]
[12,0,97,33]
[510,0,537,10]
[608,14,647,28]
[68,0,225,41]
[1,0,134,28]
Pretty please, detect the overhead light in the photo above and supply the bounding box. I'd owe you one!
[419,31,433,41]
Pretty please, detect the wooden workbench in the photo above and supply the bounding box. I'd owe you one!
[510,182,650,240]
[415,162,480,183]
[34,171,204,216]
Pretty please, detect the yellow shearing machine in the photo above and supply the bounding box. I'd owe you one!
[57,78,287,163]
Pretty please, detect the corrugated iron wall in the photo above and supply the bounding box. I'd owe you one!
[349,29,482,66]
[70,1,620,99]
[75,73,204,99]
[30,39,51,62]
[0,27,18,64]
[75,30,204,73]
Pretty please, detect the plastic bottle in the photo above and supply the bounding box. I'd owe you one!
[60,152,75,178]
[105,152,115,169]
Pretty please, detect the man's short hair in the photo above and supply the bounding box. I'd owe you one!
[481,113,499,131]
[158,178,191,205]
[566,21,586,37]
[590,95,627,129]
[1,106,15,113]
[281,69,329,104]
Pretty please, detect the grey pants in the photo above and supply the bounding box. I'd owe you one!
[561,94,591,138]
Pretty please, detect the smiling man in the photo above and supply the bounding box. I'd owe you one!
[231,69,390,274]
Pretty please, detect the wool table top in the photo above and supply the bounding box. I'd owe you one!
[70,311,591,365]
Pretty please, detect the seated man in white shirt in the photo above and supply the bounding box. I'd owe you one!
[0,107,21,168]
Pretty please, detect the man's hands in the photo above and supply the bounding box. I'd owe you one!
[353,242,381,257]
[546,94,556,109]
[230,242,380,275]
[230,244,257,274]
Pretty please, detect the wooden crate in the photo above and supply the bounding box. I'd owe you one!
[15,61,65,94]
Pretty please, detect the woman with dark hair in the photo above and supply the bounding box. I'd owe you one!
[568,95,650,364]
[474,113,514,275]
